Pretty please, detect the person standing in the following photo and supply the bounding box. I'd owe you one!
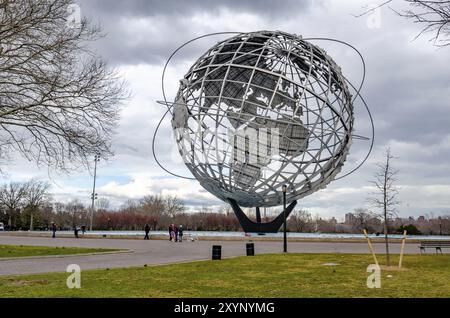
[51,222,57,239]
[74,226,79,238]
[169,224,174,242]
[171,224,176,242]
[178,225,184,242]
[144,223,150,240]
[174,225,179,242]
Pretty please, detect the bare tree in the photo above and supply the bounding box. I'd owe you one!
[140,195,166,216]
[351,208,379,233]
[313,213,321,233]
[165,195,185,217]
[120,199,139,213]
[353,0,450,46]
[218,204,233,215]
[65,199,86,227]
[96,197,110,212]
[0,181,27,228]
[289,209,312,232]
[23,179,51,230]
[23,180,51,206]
[368,147,400,266]
[0,0,127,171]
[440,215,450,235]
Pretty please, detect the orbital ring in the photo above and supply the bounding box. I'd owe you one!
[152,32,374,184]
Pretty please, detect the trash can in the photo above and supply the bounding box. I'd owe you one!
[246,243,255,256]
[212,245,222,260]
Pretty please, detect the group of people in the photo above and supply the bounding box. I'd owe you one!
[143,224,184,242]
[169,224,183,242]
[51,222,185,241]
[51,222,86,239]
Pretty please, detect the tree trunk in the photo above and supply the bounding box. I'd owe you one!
[384,213,390,266]
[384,152,391,266]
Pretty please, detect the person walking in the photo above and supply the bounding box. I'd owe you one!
[169,224,174,242]
[178,225,184,242]
[51,222,57,238]
[144,223,150,240]
[73,226,79,238]
[174,225,179,242]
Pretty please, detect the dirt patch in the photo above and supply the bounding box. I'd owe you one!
[380,265,408,272]
[7,279,49,287]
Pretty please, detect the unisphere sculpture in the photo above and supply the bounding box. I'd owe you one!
[166,31,361,233]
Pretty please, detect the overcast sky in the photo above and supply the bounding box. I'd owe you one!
[3,0,450,221]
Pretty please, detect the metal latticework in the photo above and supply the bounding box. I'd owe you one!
[172,31,354,207]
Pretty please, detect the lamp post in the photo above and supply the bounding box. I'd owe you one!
[90,154,100,231]
[282,184,287,253]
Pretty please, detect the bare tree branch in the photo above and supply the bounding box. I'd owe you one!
[352,0,450,47]
[0,181,27,227]
[397,0,450,46]
[351,0,394,18]
[0,0,128,172]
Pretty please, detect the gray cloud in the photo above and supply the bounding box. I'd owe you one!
[78,0,314,65]
[3,0,450,219]
[80,0,312,17]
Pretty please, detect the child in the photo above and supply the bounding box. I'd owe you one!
[178,225,184,242]
[169,224,173,241]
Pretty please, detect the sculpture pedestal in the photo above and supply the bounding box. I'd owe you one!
[228,198,297,233]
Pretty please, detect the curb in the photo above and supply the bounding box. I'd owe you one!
[0,233,423,243]
[0,249,133,262]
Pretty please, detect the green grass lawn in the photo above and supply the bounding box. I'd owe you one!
[1,253,450,298]
[0,245,119,258]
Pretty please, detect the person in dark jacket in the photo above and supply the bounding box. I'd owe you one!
[74,226,79,238]
[174,225,178,242]
[144,224,150,240]
[51,222,57,238]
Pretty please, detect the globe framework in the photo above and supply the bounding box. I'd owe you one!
[171,30,354,212]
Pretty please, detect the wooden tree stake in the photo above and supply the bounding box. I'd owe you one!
[363,229,379,267]
[398,230,407,269]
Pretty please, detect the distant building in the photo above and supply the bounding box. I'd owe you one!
[345,213,356,224]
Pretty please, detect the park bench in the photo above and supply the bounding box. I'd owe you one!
[419,241,450,254]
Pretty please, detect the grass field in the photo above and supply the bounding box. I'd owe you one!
[0,245,119,258]
[1,253,449,298]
